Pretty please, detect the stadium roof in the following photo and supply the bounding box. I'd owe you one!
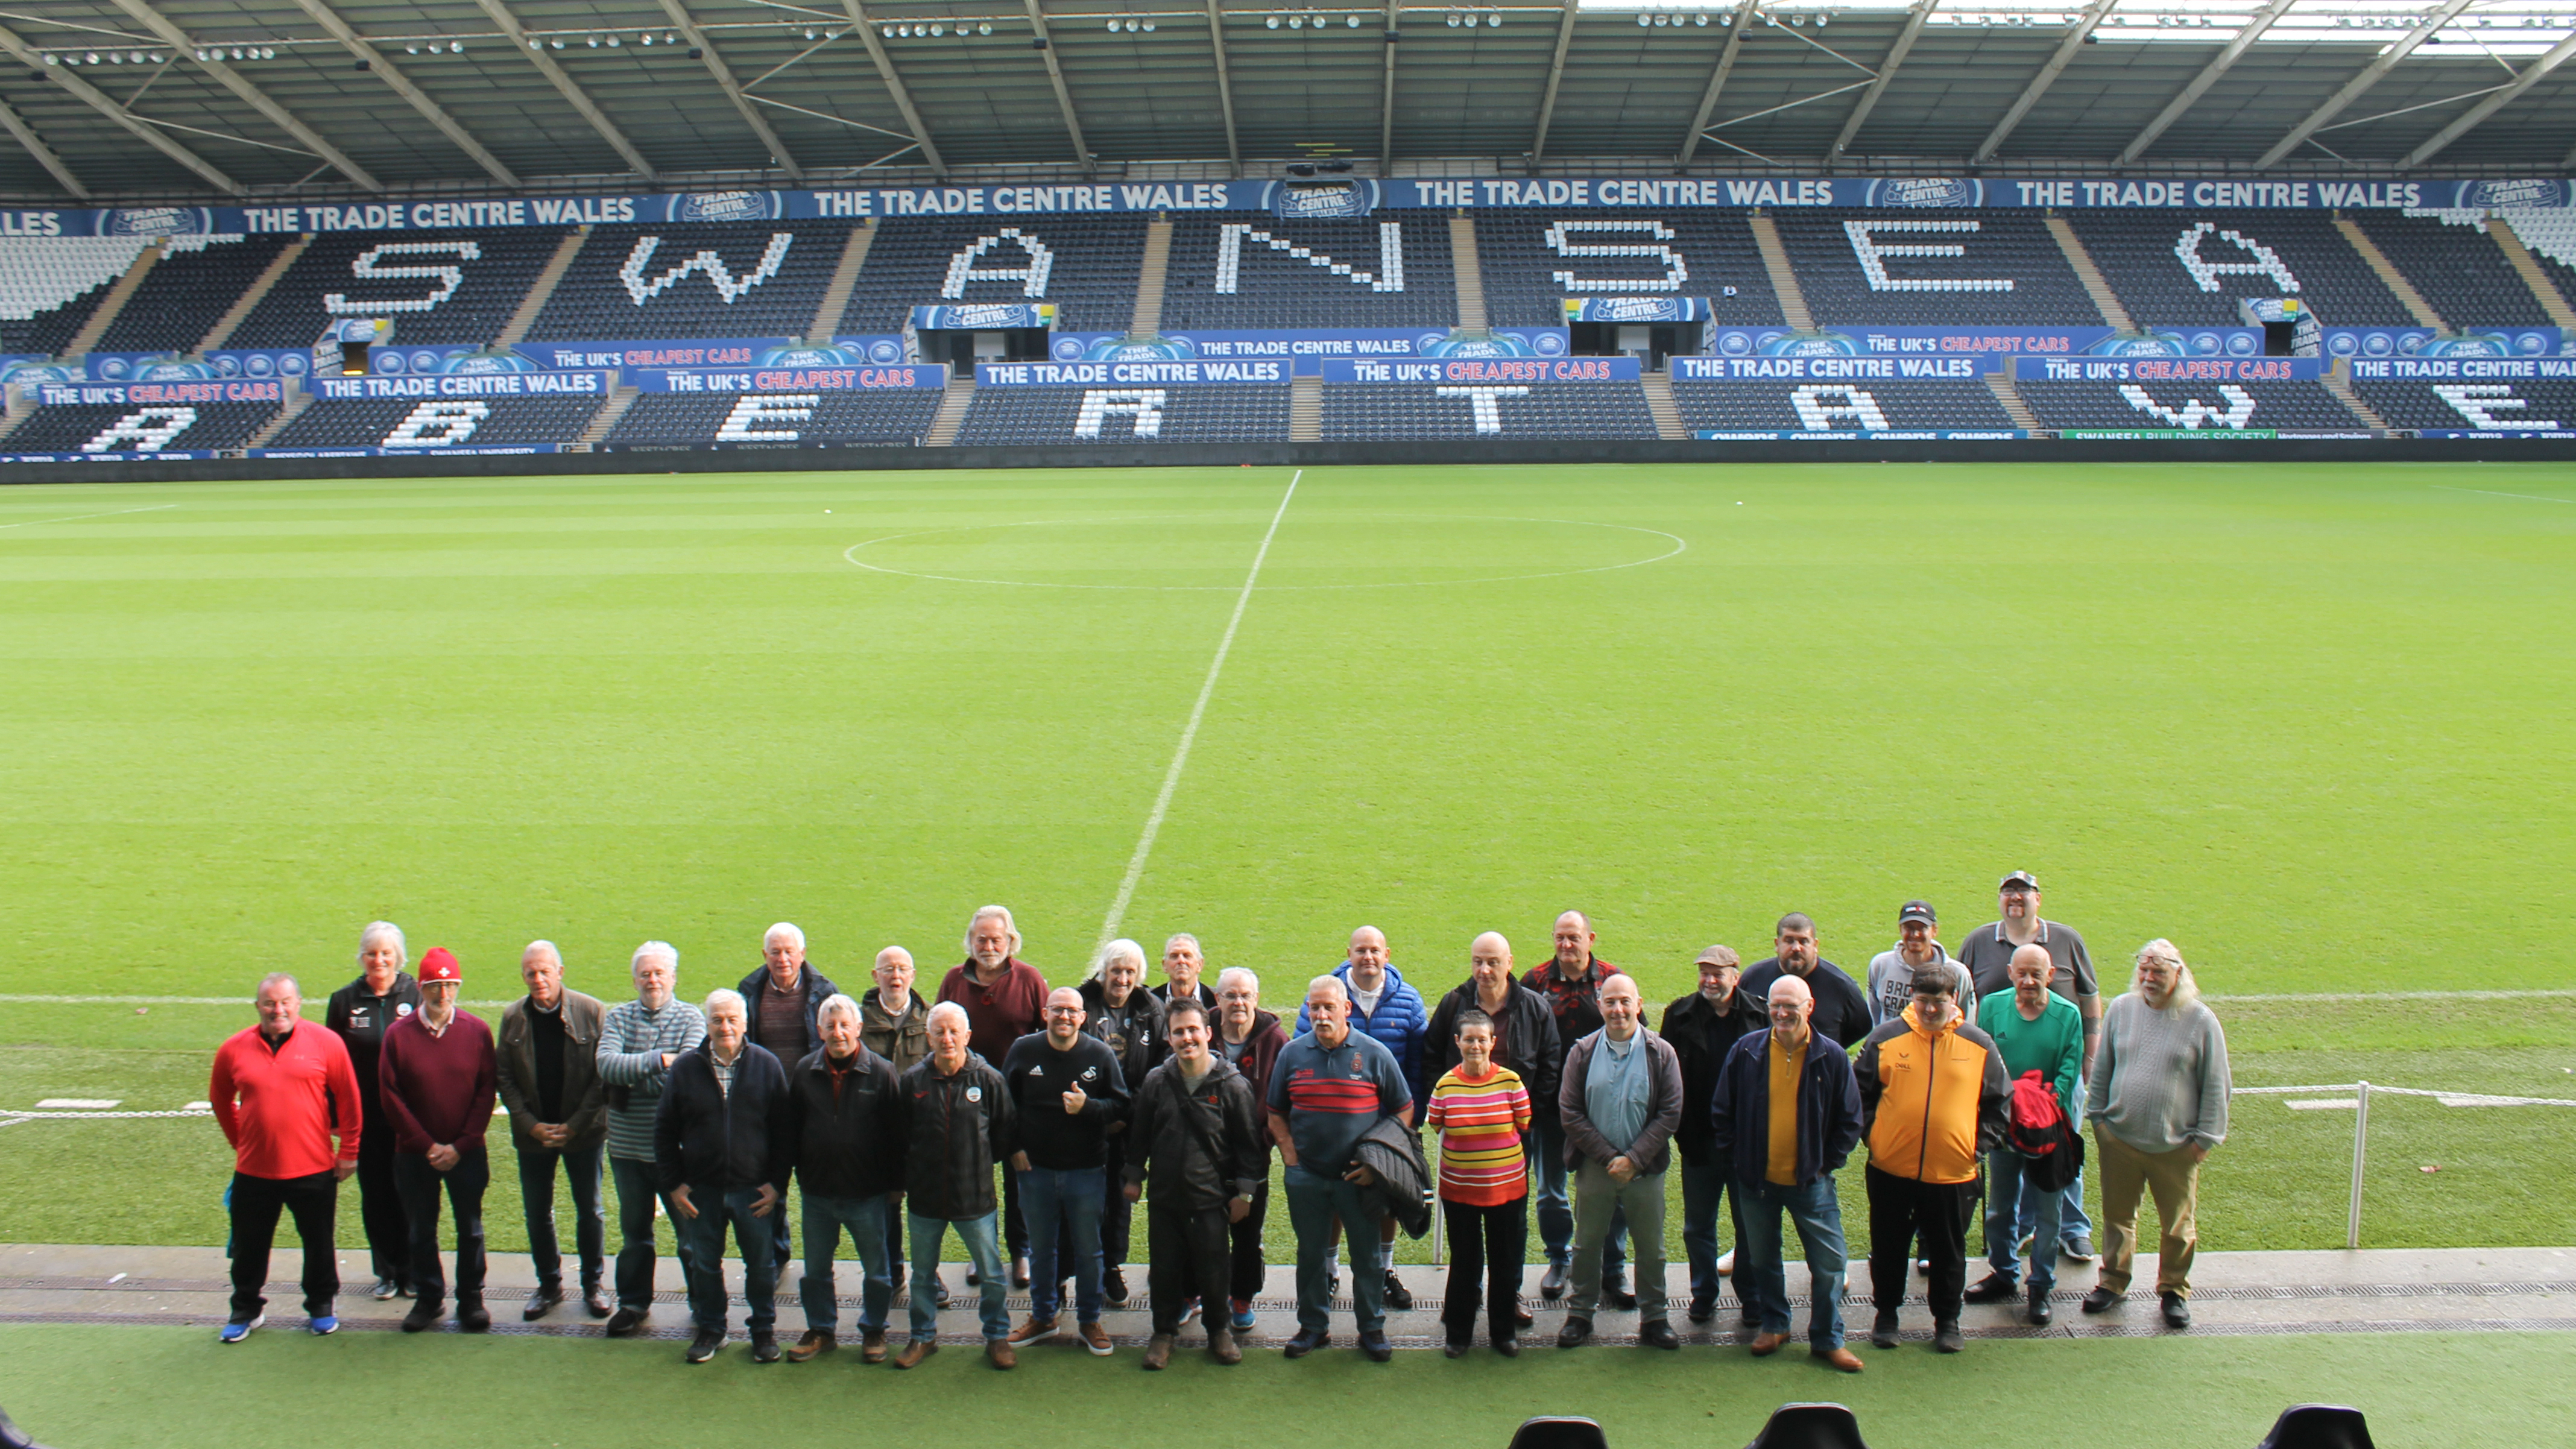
[1,0,2571,203]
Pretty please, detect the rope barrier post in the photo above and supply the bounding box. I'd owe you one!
[2346,1080,2371,1249]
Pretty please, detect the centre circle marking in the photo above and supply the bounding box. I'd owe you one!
[841,513,1687,591]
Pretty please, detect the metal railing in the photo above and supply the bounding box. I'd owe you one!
[2230,1081,2576,1248]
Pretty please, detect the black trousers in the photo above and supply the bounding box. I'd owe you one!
[1441,1196,1529,1343]
[1100,1135,1133,1272]
[1003,1166,1028,1257]
[227,1170,338,1321]
[394,1148,490,1308]
[1147,1201,1233,1335]
[1228,1178,1270,1305]
[353,1110,411,1287]
[1866,1163,1979,1322]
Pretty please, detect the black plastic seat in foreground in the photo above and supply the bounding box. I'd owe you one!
[1504,1416,1607,1449]
[1744,1402,1868,1449]
[2258,1404,2374,1449]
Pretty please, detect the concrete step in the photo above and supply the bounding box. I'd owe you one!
[809,221,874,342]
[2334,216,2446,330]
[2487,215,2576,328]
[1448,215,1488,332]
[1986,373,2042,432]
[62,242,161,358]
[2321,367,2391,431]
[1746,212,1814,332]
[239,390,312,450]
[925,378,975,446]
[195,235,310,353]
[1637,370,1685,440]
[1131,219,1173,334]
[494,227,590,349]
[2045,215,2136,331]
[1289,374,1322,441]
[573,385,641,450]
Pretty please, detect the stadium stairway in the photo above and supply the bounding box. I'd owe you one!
[1746,212,1814,331]
[2332,216,2446,330]
[1131,219,1172,333]
[2045,215,2133,329]
[924,377,974,445]
[0,386,31,446]
[1448,215,1488,332]
[1986,373,2041,431]
[60,244,162,358]
[493,227,591,349]
[2488,216,2576,327]
[2320,365,2391,431]
[570,385,642,450]
[1637,371,1685,440]
[1290,373,1322,440]
[194,235,310,353]
[810,222,874,340]
[238,390,312,450]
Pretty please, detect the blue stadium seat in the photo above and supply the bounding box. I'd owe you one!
[1473,207,1783,329]
[604,390,947,450]
[2066,210,2414,328]
[227,229,575,350]
[950,384,1289,444]
[522,222,850,342]
[1320,382,1656,440]
[1158,212,1457,330]
[1670,377,2014,433]
[838,216,1146,336]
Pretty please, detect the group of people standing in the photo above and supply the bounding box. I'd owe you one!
[208,874,2231,1374]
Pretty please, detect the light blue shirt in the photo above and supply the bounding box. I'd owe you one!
[1584,1031,1651,1154]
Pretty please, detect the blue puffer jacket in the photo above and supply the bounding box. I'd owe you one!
[1296,962,1433,1114]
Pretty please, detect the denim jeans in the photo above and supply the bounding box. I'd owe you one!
[609,1154,697,1312]
[911,1210,1009,1341]
[2008,1165,2092,1248]
[1984,1151,2065,1293]
[678,1185,778,1335]
[1737,1175,1848,1351]
[1526,1116,1626,1275]
[1021,1165,1106,1323]
[800,1192,894,1334]
[391,1148,488,1309]
[514,1141,605,1293]
[1678,1155,1747,1309]
[1284,1164,1385,1334]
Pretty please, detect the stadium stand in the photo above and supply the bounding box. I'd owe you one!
[1321,382,1658,440]
[4,399,279,453]
[1473,209,1785,328]
[2488,209,2576,318]
[522,222,850,342]
[2345,376,2576,432]
[1157,212,1457,330]
[602,390,948,450]
[92,235,297,355]
[950,384,1290,444]
[223,229,576,351]
[0,236,153,357]
[2016,376,2367,432]
[1769,209,2100,327]
[836,216,1147,336]
[1670,376,2016,434]
[2350,212,2551,328]
[261,394,603,450]
[2066,211,2415,329]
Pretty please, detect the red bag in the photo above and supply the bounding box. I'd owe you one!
[2001,1069,2085,1192]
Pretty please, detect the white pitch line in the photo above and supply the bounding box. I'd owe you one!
[2429,485,2576,505]
[2204,989,2576,1003]
[0,504,176,531]
[1093,470,1301,958]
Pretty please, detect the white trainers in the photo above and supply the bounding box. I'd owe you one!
[1716,1249,1734,1276]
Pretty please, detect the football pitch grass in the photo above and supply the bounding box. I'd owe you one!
[1,461,2572,1266]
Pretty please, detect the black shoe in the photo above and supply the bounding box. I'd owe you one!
[2028,1284,2053,1326]
[1381,1271,1413,1311]
[1640,1320,1680,1350]
[604,1305,647,1337]
[1933,1319,1963,1353]
[1556,1315,1593,1348]
[1493,1334,1520,1357]
[370,1277,400,1301]
[400,1300,441,1333]
[750,1331,781,1363]
[455,1299,491,1334]
[964,1266,981,1287]
[1737,1300,1760,1327]
[1963,1272,2018,1304]
[1538,1263,1568,1300]
[1870,1309,1901,1349]
[523,1288,565,1322]
[2160,1292,2191,1330]
[1444,1337,1469,1358]
[1283,1328,1328,1359]
[1358,1330,1393,1362]
[2082,1287,2123,1315]
[1103,1267,1130,1307]
[1687,1297,1715,1325]
[584,1285,614,1318]
[686,1330,724,1363]
[1603,1278,1637,1311]
[1010,1257,1031,1290]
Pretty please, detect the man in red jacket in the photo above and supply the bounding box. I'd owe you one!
[210,972,364,1342]
[379,947,499,1334]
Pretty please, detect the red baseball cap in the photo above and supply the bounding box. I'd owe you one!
[418,947,461,983]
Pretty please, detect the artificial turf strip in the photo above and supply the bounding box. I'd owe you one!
[0,1324,2567,1449]
[1,462,2573,1252]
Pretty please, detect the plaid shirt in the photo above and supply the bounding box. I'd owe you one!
[1523,956,1616,1062]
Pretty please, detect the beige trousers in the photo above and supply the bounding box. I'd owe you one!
[2094,1127,2200,1297]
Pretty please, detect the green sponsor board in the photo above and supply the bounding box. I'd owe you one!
[2060,428,2281,440]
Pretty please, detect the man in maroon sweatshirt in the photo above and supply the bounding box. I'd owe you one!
[938,904,1047,1284]
[379,946,499,1334]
